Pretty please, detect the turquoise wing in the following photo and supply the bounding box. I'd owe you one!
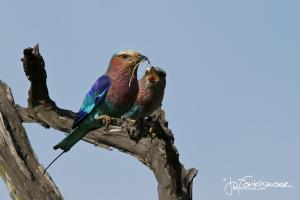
[72,75,111,129]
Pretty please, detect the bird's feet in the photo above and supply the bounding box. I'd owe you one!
[95,114,111,126]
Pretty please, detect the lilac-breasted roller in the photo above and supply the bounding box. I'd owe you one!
[122,66,166,120]
[53,50,149,152]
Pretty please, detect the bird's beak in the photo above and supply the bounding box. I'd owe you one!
[147,67,160,82]
[129,53,150,87]
[138,54,150,64]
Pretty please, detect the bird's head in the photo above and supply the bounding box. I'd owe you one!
[143,66,166,86]
[108,50,149,86]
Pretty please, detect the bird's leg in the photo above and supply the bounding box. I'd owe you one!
[94,114,111,126]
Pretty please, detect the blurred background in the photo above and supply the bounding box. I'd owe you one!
[0,0,299,199]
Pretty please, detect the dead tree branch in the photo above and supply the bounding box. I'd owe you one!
[0,81,63,200]
[0,44,198,200]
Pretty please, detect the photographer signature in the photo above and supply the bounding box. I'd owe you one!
[223,176,293,196]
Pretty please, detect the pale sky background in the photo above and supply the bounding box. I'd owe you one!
[0,0,299,199]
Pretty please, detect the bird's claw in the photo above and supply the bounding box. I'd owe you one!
[95,115,111,126]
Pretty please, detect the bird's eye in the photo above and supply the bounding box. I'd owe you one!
[120,54,129,59]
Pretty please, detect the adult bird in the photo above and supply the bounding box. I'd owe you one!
[53,50,149,152]
[122,66,166,120]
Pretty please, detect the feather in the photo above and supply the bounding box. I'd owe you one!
[72,75,111,129]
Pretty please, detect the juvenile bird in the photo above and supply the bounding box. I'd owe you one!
[122,66,166,120]
[53,51,149,152]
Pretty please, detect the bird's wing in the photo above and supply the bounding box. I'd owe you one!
[121,104,143,120]
[72,75,112,129]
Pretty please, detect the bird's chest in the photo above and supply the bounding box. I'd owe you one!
[103,80,138,117]
[137,86,162,114]
[137,86,156,107]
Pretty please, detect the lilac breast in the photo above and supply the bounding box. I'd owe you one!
[104,69,139,117]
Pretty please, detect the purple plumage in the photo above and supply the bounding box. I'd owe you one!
[103,63,139,116]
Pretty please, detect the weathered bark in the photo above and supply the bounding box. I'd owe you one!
[0,82,63,200]
[0,44,198,200]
